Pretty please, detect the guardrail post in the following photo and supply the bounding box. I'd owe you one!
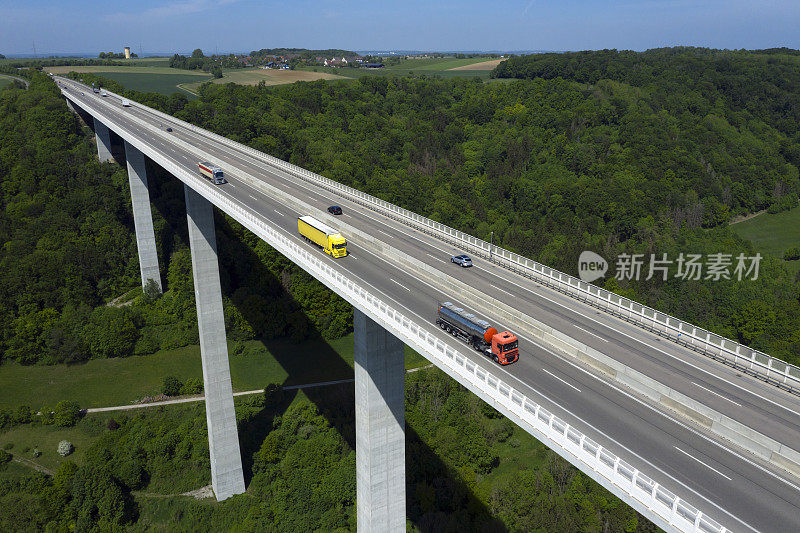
[124,141,162,292]
[354,308,406,532]
[184,185,245,501]
[94,117,114,163]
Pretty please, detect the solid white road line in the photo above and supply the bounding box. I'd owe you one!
[481,262,800,414]
[674,446,732,480]
[542,368,582,393]
[574,324,610,342]
[692,382,743,407]
[345,263,761,532]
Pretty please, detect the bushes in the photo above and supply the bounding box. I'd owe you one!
[785,247,800,261]
[57,440,73,457]
[180,378,203,395]
[263,383,284,407]
[0,448,12,466]
[162,376,183,396]
[13,405,32,424]
[54,400,82,427]
[0,401,81,429]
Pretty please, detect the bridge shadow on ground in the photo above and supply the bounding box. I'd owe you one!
[145,160,505,531]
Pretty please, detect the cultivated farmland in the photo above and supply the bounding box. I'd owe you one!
[44,65,211,96]
[179,68,350,93]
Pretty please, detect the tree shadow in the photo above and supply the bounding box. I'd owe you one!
[143,160,504,531]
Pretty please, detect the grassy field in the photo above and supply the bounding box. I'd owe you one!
[732,204,800,273]
[129,57,171,67]
[0,77,13,89]
[0,420,105,472]
[298,56,502,81]
[87,71,211,95]
[731,204,800,254]
[44,65,205,75]
[0,334,427,410]
[449,58,505,70]
[43,65,211,96]
[179,68,351,94]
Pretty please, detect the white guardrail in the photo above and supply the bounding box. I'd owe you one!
[65,86,729,533]
[94,83,800,396]
[201,166,731,533]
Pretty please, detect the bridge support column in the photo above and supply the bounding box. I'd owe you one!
[94,118,114,163]
[184,185,245,501]
[354,308,406,532]
[124,141,162,292]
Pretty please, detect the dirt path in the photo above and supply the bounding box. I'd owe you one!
[85,366,434,413]
[134,484,216,500]
[13,457,54,475]
[730,209,767,225]
[0,74,29,88]
[448,59,504,71]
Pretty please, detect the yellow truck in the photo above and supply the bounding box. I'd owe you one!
[298,216,347,257]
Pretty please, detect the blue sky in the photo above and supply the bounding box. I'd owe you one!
[1,0,798,56]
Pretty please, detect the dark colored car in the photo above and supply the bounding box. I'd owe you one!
[165,127,173,132]
[451,254,473,267]
[328,205,343,215]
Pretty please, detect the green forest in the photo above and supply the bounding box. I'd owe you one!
[0,368,653,532]
[1,46,799,530]
[88,46,798,363]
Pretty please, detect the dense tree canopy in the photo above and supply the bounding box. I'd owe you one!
[163,58,799,361]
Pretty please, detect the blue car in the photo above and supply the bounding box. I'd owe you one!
[451,254,472,267]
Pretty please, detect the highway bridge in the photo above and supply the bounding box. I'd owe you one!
[57,76,800,532]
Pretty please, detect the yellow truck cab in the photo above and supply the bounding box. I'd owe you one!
[297,216,347,257]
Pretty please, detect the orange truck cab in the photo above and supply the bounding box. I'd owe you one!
[492,331,519,364]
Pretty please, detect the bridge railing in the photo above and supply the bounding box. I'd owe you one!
[201,168,731,533]
[68,89,729,532]
[102,85,799,395]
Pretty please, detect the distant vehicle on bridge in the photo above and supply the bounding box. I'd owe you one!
[198,162,227,185]
[298,216,347,257]
[121,98,131,107]
[451,254,472,267]
[437,302,519,364]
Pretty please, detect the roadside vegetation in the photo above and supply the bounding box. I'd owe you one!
[0,368,655,532]
[732,205,800,274]
[1,46,798,530]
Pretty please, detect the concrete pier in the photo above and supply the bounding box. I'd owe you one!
[125,141,162,292]
[184,185,246,501]
[94,118,114,163]
[354,309,406,532]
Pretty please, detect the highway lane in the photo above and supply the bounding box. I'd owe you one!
[62,79,800,450]
[60,81,800,530]
[140,94,800,445]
